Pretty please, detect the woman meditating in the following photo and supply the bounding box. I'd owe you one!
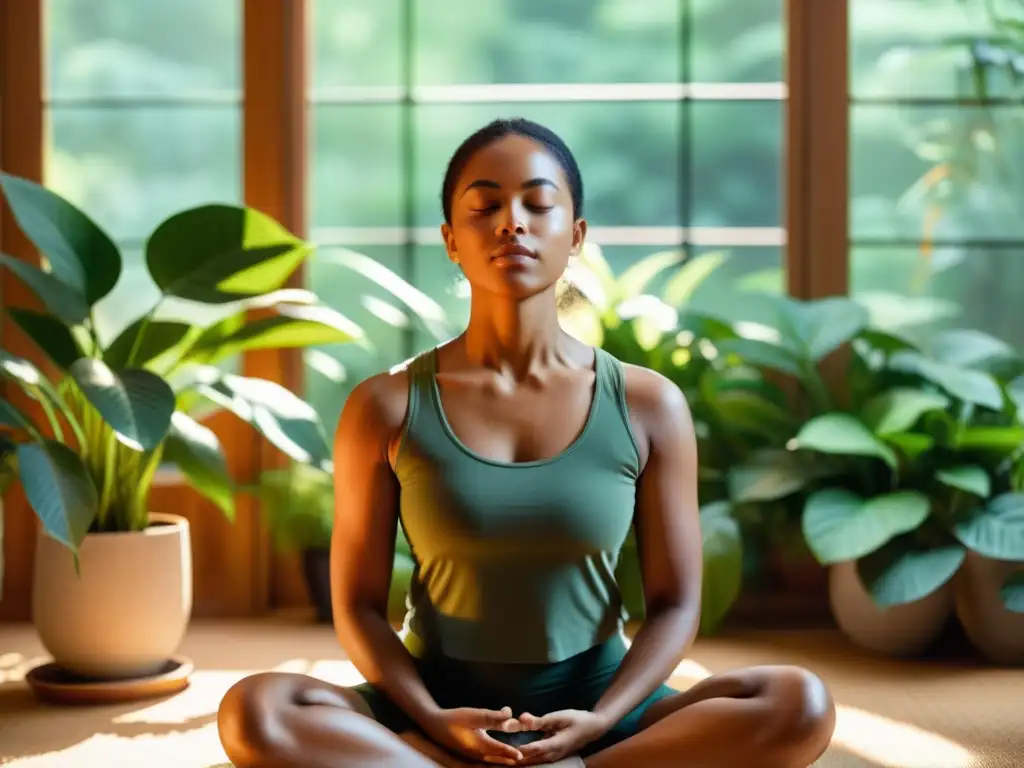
[218,118,836,767]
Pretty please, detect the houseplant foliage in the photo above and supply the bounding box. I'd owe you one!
[0,172,355,589]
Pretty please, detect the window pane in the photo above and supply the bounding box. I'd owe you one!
[310,105,404,231]
[305,246,412,428]
[46,0,241,99]
[691,101,783,228]
[46,106,242,241]
[413,103,682,228]
[690,0,784,83]
[851,243,1024,348]
[685,246,782,327]
[310,0,403,91]
[850,0,1021,99]
[850,105,1024,241]
[412,0,681,86]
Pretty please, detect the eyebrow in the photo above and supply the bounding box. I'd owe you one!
[461,177,559,196]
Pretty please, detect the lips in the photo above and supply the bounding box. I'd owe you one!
[492,243,536,260]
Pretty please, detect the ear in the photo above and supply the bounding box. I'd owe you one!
[571,218,587,256]
[440,223,459,263]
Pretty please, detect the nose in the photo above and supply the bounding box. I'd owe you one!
[495,203,527,237]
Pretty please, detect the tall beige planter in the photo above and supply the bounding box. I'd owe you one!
[954,551,1024,665]
[32,513,193,679]
[829,561,952,657]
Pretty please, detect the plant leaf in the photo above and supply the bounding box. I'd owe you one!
[698,501,743,635]
[929,328,1016,368]
[616,250,684,302]
[162,412,235,520]
[70,359,176,451]
[661,251,728,307]
[882,431,935,459]
[802,488,931,564]
[0,253,90,325]
[953,492,1024,560]
[7,308,85,370]
[727,449,832,503]
[889,350,1004,410]
[1001,571,1024,613]
[0,173,120,304]
[104,319,192,369]
[937,465,991,497]
[953,426,1024,452]
[794,413,898,469]
[777,296,870,361]
[16,440,97,550]
[714,337,804,377]
[146,204,313,304]
[857,544,966,608]
[860,387,950,435]
[193,369,332,469]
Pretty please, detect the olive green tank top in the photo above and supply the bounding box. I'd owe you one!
[393,346,641,664]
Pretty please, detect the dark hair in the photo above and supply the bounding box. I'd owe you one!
[440,117,584,225]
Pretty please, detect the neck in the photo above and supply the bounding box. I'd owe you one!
[463,287,566,374]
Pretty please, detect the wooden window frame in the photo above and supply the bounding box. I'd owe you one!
[1,0,848,620]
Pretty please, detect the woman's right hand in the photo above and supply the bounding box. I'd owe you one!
[422,705,524,765]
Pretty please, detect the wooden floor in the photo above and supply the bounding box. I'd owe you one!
[0,615,1021,767]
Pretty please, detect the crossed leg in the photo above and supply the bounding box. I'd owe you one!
[218,665,835,768]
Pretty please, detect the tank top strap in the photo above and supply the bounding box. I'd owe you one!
[594,347,641,468]
[396,347,440,456]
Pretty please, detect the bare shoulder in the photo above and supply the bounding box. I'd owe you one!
[620,361,696,450]
[335,357,415,454]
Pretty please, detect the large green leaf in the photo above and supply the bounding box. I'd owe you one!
[70,359,176,451]
[802,488,931,564]
[703,386,796,442]
[185,305,363,364]
[1001,571,1024,613]
[661,251,727,307]
[7,308,85,370]
[882,431,935,460]
[929,328,1016,368]
[162,412,234,520]
[860,388,950,435]
[146,204,312,304]
[615,249,684,304]
[104,319,192,369]
[714,337,804,376]
[794,413,898,469]
[857,544,966,607]
[889,351,1004,410]
[937,465,991,498]
[0,173,120,304]
[0,254,90,325]
[953,426,1024,452]
[953,492,1024,560]
[0,352,81,444]
[194,370,332,469]
[16,440,97,551]
[727,449,832,503]
[777,296,870,361]
[698,501,743,635]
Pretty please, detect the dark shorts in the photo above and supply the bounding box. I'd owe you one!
[352,633,678,758]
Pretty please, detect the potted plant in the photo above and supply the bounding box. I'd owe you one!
[254,461,415,625]
[0,173,359,680]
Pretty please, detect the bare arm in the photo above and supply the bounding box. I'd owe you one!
[591,367,704,725]
[329,372,441,728]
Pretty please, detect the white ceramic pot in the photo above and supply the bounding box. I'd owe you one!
[829,560,952,657]
[32,512,193,679]
[954,551,1024,666]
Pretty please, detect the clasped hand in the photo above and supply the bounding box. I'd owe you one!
[424,705,611,765]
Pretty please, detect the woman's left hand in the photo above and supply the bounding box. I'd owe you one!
[514,709,612,765]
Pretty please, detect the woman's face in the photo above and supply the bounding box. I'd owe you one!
[441,134,586,300]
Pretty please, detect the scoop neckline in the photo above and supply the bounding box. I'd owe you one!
[427,347,604,469]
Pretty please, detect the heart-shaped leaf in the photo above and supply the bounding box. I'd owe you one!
[193,369,332,469]
[1001,571,1024,613]
[889,350,1004,410]
[146,204,312,304]
[953,492,1024,560]
[7,308,85,370]
[70,359,176,451]
[698,502,743,636]
[794,413,898,469]
[162,412,234,520]
[860,388,950,435]
[0,254,90,325]
[937,465,991,498]
[0,173,120,304]
[777,296,870,361]
[802,488,931,564]
[857,544,966,607]
[16,440,98,551]
[104,319,193,369]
